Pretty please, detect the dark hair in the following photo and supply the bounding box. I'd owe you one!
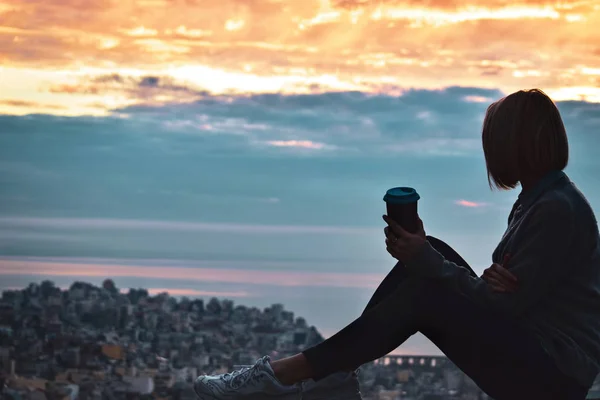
[482,88,569,190]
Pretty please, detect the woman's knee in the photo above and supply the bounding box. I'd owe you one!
[425,235,451,256]
[425,236,472,271]
[426,235,446,251]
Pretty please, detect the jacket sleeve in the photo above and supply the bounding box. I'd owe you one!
[404,199,577,316]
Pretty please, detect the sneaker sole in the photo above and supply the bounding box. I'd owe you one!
[194,385,301,400]
[301,390,362,400]
[195,394,301,400]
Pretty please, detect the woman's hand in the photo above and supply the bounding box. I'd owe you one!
[383,215,426,264]
[482,254,518,293]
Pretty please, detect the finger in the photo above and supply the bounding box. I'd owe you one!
[483,275,507,292]
[489,285,507,293]
[488,273,519,292]
[484,274,505,287]
[485,275,516,293]
[502,253,511,267]
[388,243,405,258]
[384,226,396,241]
[385,238,401,249]
[481,268,494,280]
[486,269,517,286]
[482,270,494,282]
[492,263,518,283]
[417,217,425,232]
[382,215,409,238]
[386,246,401,260]
[485,274,516,291]
[487,280,506,292]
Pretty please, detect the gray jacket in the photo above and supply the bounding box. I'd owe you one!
[406,170,600,388]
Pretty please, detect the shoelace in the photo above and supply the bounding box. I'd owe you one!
[233,363,303,390]
[223,365,252,380]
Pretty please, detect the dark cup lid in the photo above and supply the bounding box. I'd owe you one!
[383,187,420,204]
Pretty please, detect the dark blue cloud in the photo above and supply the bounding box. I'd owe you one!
[0,87,599,250]
[109,86,509,157]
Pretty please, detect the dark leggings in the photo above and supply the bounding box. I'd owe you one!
[302,236,589,400]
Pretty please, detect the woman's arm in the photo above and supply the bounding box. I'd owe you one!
[404,199,578,316]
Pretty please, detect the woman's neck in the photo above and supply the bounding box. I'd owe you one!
[520,169,562,193]
[519,174,544,193]
[520,178,534,193]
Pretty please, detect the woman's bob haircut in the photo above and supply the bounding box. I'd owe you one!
[482,88,569,190]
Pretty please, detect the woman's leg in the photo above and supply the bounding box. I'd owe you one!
[284,235,473,380]
[361,235,475,313]
[272,236,473,384]
[338,235,474,374]
[340,235,476,369]
[367,236,476,351]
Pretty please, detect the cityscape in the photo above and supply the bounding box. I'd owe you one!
[0,280,525,400]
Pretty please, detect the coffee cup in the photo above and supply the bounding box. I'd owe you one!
[383,187,420,233]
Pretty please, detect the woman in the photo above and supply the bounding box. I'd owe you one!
[193,89,600,400]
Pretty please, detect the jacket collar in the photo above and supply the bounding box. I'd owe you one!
[518,170,568,209]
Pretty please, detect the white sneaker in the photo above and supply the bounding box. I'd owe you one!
[193,356,302,400]
[301,370,362,400]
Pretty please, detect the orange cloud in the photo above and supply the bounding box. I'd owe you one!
[0,99,66,110]
[1,0,599,115]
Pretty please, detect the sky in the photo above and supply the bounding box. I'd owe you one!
[1,0,600,355]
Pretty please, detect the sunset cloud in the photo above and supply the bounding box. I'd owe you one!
[455,199,488,208]
[463,95,493,103]
[1,0,599,115]
[266,140,330,150]
[1,285,251,298]
[0,259,382,290]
